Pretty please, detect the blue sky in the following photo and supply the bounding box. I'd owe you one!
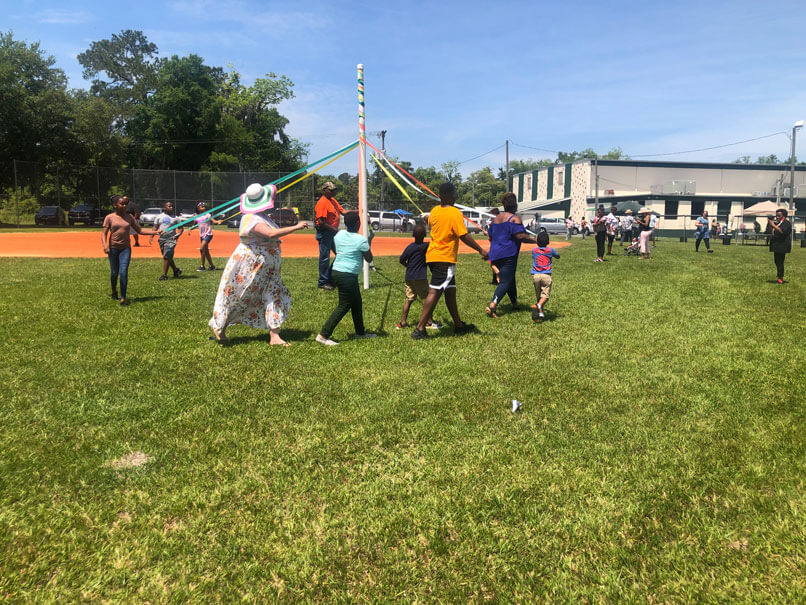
[5,0,806,176]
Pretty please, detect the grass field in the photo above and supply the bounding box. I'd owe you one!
[1,238,803,601]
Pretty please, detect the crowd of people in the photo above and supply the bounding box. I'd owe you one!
[100,184,796,341]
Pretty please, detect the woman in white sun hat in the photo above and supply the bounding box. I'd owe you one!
[209,183,309,346]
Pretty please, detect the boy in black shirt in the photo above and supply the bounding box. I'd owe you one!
[396,223,441,330]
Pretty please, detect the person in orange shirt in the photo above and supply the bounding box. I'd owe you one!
[314,181,346,289]
[411,182,489,340]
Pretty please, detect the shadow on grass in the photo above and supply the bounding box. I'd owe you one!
[214,329,316,347]
[125,296,166,304]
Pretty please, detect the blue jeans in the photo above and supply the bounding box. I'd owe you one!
[491,255,519,306]
[108,247,131,299]
[316,230,336,286]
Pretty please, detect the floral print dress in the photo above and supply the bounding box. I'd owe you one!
[209,214,290,332]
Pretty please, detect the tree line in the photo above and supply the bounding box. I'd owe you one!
[1,28,630,216]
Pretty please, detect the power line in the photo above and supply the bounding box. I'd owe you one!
[629,131,788,157]
[510,142,561,154]
[457,143,505,165]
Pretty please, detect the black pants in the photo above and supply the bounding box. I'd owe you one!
[695,233,710,251]
[320,270,365,338]
[595,231,606,258]
[774,252,787,280]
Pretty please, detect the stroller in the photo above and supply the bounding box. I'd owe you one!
[624,237,641,256]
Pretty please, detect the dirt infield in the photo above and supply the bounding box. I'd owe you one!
[0,230,570,259]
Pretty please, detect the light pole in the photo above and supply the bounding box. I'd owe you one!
[790,120,803,214]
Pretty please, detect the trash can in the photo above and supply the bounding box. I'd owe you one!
[722,235,732,245]
[800,239,806,248]
[679,235,687,243]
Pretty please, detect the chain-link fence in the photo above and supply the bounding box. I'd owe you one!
[0,159,428,225]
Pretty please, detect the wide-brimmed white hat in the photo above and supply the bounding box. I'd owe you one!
[240,183,277,214]
[638,207,651,214]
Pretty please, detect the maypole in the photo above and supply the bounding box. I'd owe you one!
[357,64,370,289]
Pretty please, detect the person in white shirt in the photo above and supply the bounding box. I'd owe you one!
[605,206,619,255]
[619,210,634,246]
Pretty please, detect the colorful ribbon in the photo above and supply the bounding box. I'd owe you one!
[369,154,425,215]
[166,140,359,232]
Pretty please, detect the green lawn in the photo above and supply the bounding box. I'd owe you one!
[0,239,803,601]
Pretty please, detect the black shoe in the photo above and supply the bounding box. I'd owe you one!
[453,323,476,335]
[158,275,168,281]
[411,328,428,340]
[209,265,217,270]
[173,269,182,278]
[531,305,540,322]
[319,284,335,291]
[111,291,118,300]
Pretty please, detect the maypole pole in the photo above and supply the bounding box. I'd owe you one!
[357,63,370,289]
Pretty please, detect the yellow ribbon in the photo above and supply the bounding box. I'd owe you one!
[370,154,425,215]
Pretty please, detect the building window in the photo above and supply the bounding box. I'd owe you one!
[717,200,731,220]
[664,200,679,219]
[690,200,705,218]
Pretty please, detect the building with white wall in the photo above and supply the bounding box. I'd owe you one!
[510,160,806,234]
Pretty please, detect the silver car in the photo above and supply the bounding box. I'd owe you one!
[138,207,162,227]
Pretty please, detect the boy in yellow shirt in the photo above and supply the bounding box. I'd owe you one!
[412,182,489,340]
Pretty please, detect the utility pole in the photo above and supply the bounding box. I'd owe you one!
[505,139,510,192]
[379,130,387,209]
[594,158,599,210]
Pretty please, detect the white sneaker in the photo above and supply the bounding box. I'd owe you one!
[353,332,377,339]
[315,334,338,346]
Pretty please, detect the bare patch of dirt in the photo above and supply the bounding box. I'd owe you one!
[105,451,152,470]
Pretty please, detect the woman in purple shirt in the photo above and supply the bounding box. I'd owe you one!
[485,193,537,318]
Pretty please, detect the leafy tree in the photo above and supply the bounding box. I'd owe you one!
[126,54,223,170]
[441,160,461,183]
[0,31,74,188]
[214,68,306,172]
[76,29,161,107]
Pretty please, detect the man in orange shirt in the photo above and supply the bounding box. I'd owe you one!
[315,181,346,289]
[412,182,488,340]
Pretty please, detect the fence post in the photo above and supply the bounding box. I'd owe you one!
[56,165,61,207]
[209,171,213,203]
[96,166,101,209]
[13,159,19,227]
[131,168,136,203]
[173,170,177,205]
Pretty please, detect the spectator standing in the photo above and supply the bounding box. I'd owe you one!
[605,206,619,255]
[565,216,574,240]
[580,216,588,239]
[592,206,607,262]
[768,208,792,284]
[637,208,653,259]
[620,210,634,246]
[314,182,346,290]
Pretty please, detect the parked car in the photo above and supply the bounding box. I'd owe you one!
[67,204,105,226]
[34,206,66,226]
[535,216,568,235]
[138,207,163,227]
[368,210,410,231]
[226,208,299,229]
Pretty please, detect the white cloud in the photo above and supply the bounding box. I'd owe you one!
[35,9,92,24]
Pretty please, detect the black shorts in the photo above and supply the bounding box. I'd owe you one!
[428,262,456,290]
